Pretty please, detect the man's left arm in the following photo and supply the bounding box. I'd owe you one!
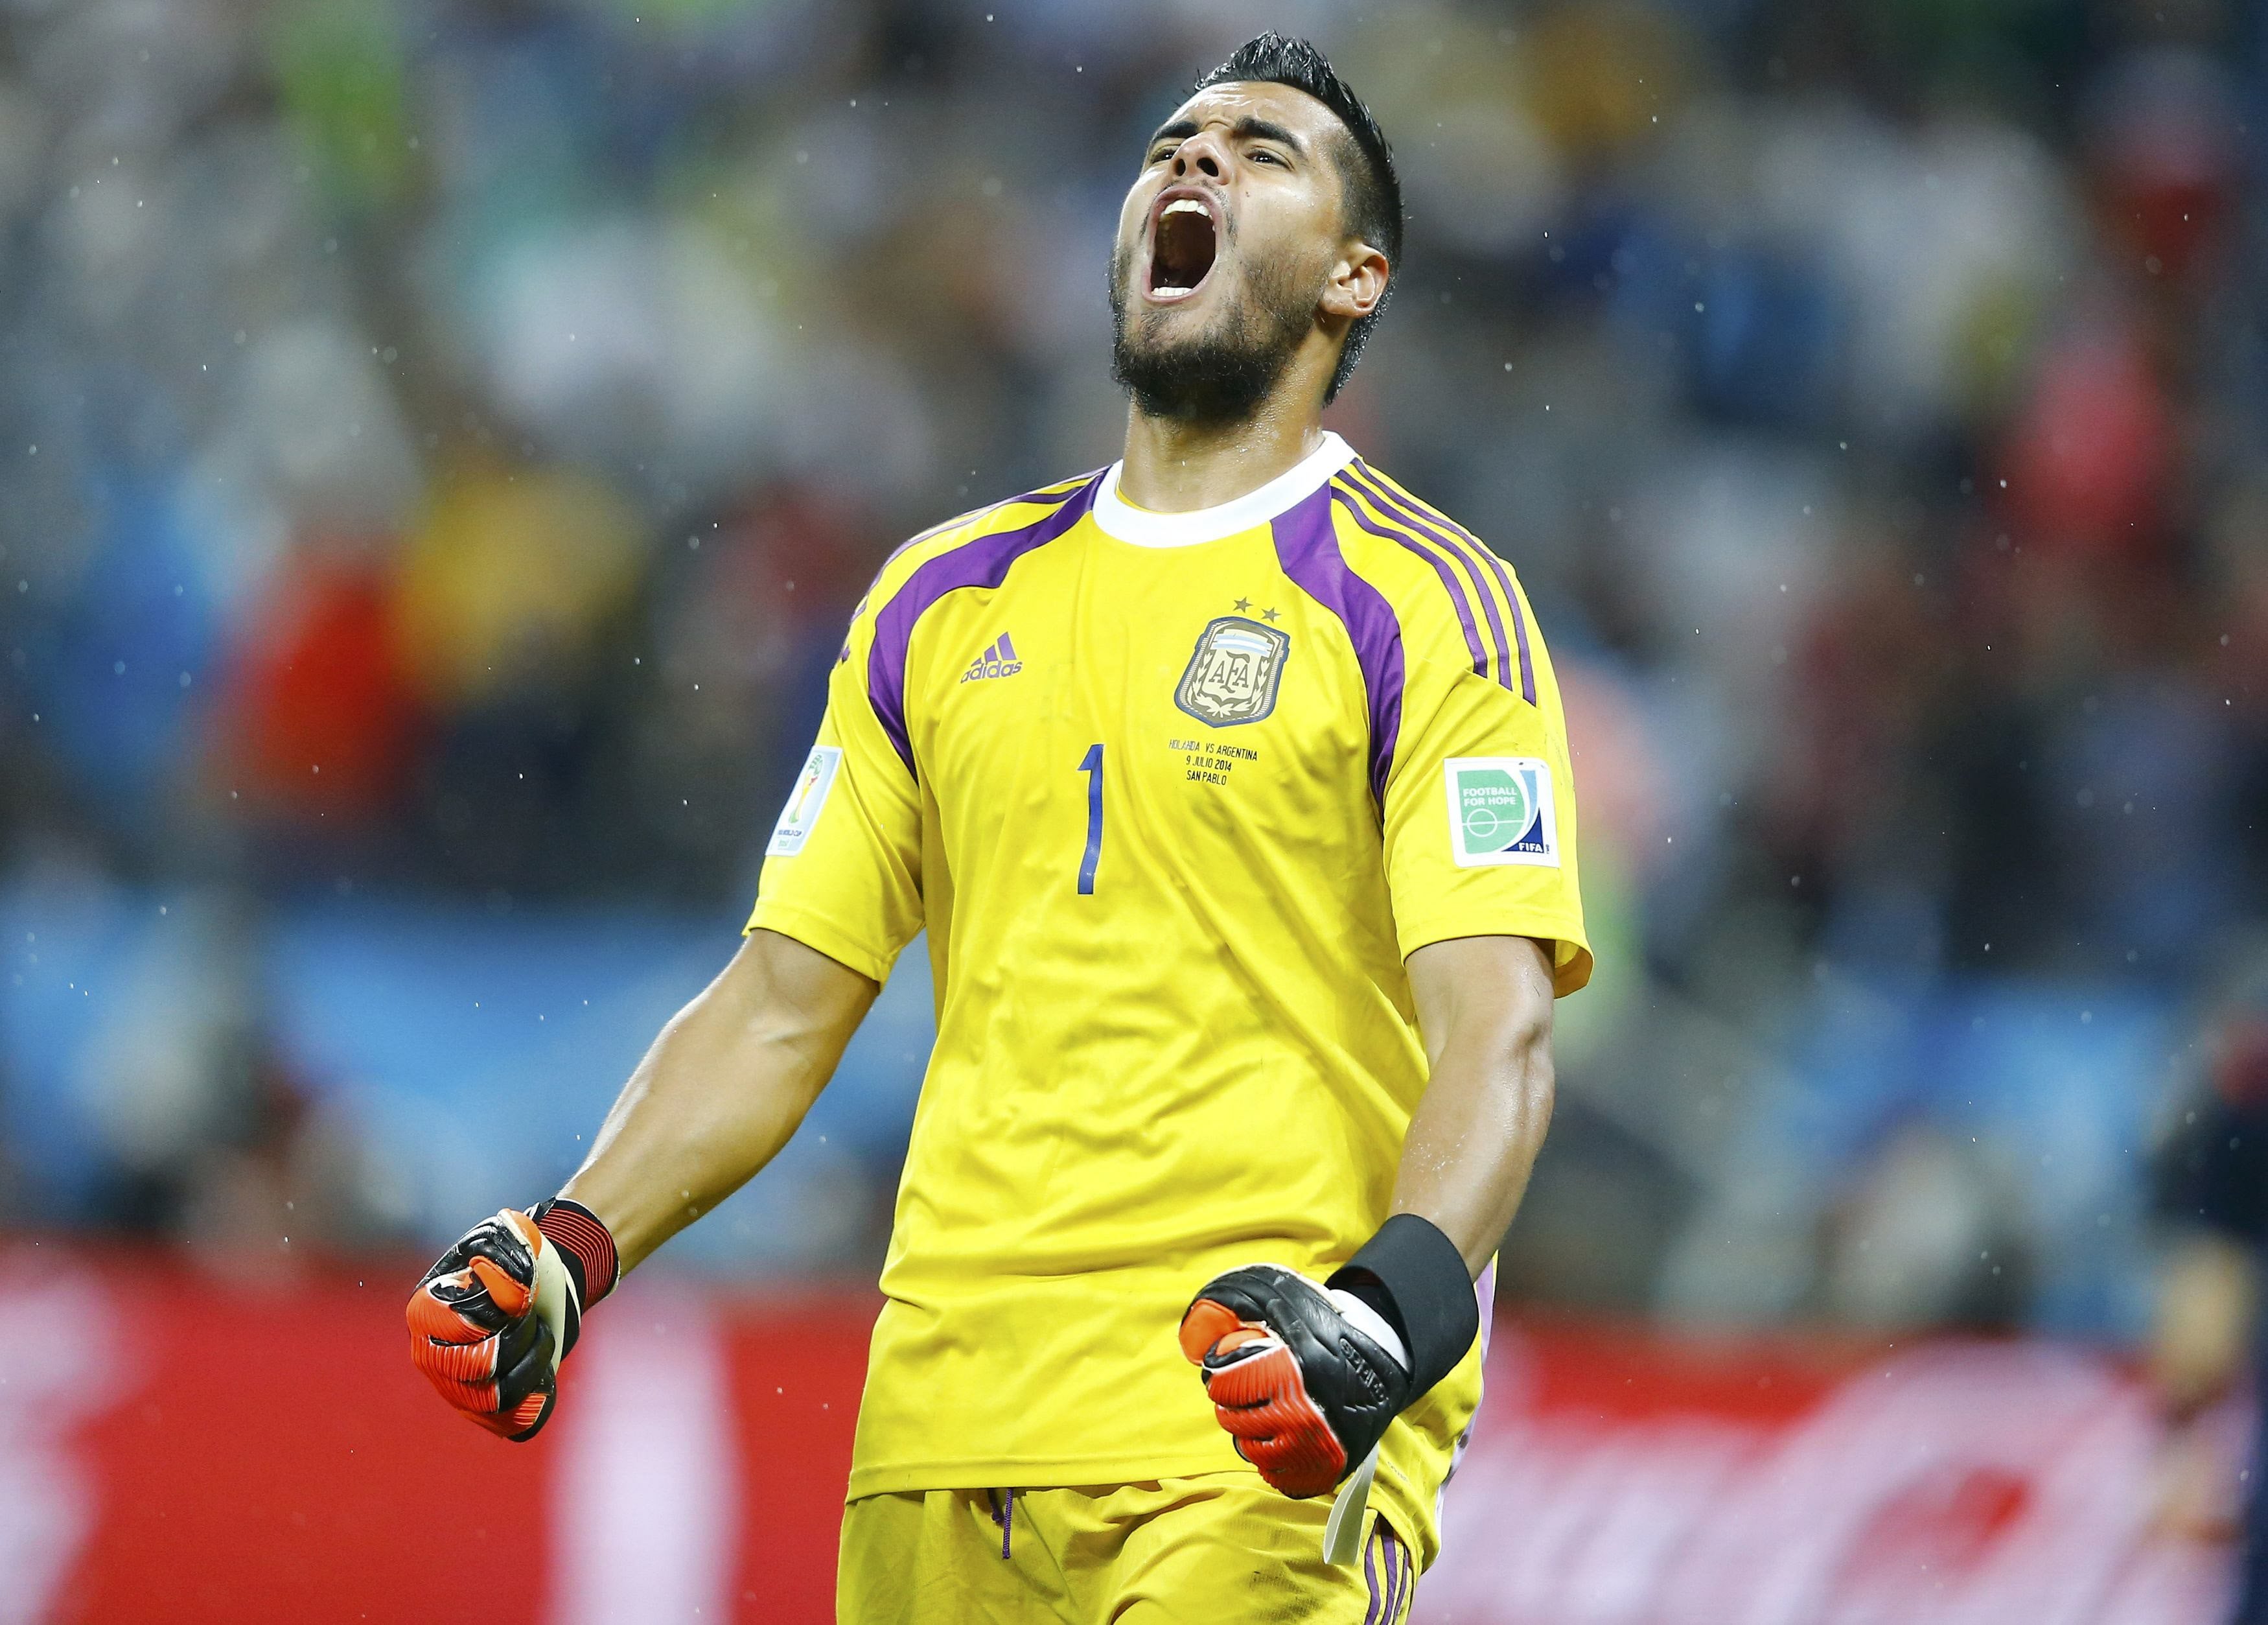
[1183,560,1580,1504]
[1179,934,1554,1501]
[1389,932,1556,1272]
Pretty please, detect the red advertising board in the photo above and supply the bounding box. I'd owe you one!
[1426,1320,2237,1624]
[0,1246,2238,1623]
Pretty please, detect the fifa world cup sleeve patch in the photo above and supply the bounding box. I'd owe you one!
[768,745,844,857]
[1444,756,1560,867]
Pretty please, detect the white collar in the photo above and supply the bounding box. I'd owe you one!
[1091,432,1357,548]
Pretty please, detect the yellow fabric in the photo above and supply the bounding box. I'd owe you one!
[837,1477,1417,1625]
[748,451,1589,1568]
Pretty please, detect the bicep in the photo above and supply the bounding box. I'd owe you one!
[1406,934,1555,1070]
[735,925,881,1009]
[717,927,882,1068]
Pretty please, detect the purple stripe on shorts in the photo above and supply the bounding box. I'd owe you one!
[1363,1525,1384,1625]
[866,476,1100,773]
[1347,463,1535,705]
[1272,484,1404,807]
[1331,485,1488,681]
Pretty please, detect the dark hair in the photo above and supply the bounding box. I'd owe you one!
[1191,33,1402,402]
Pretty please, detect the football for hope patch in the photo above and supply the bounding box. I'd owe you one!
[767,745,842,857]
[1445,756,1560,867]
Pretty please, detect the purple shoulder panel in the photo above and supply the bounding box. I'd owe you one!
[1341,464,1516,697]
[1347,463,1535,705]
[866,474,1100,775]
[1272,484,1404,808]
[1331,483,1490,681]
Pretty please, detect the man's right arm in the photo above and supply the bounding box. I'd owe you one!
[413,548,925,1437]
[406,926,877,1438]
[561,926,879,1273]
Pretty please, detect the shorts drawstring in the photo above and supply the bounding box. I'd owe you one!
[986,1488,1016,1558]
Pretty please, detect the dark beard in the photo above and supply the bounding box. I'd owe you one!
[1108,245,1317,426]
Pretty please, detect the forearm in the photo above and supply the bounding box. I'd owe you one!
[560,928,877,1274]
[1393,935,1558,1276]
[1301,934,1553,1398]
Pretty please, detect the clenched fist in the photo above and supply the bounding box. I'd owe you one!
[406,1200,617,1440]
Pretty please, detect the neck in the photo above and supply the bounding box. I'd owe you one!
[1117,393,1327,514]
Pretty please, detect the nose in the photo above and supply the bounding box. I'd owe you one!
[1171,128,1229,182]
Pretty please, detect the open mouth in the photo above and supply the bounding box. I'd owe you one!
[1147,193,1218,301]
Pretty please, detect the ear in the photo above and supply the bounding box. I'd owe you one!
[1319,241,1391,324]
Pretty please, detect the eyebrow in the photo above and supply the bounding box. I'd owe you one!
[1147,115,1306,157]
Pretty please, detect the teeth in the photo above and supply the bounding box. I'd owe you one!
[1163,199,1207,220]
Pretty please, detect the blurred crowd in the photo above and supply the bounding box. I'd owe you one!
[2,0,2267,1351]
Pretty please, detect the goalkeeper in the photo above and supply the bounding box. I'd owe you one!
[409,33,1586,1622]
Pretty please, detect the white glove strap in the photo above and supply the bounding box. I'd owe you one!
[1320,1286,1404,1567]
[511,1210,579,1379]
[1326,1287,1409,1374]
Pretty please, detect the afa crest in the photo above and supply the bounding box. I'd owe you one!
[1175,616,1291,727]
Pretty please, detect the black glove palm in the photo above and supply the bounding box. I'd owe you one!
[1179,1263,1411,1498]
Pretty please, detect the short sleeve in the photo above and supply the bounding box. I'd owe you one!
[744,597,925,984]
[1382,593,1591,996]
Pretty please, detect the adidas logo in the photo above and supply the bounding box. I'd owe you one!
[959,633,1023,683]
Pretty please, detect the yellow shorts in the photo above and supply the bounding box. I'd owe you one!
[837,1473,1417,1624]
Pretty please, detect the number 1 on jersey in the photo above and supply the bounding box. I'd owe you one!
[1077,743,1104,896]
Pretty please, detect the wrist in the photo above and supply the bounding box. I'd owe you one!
[1326,1213,1481,1399]
[533,1197,620,1327]
[1325,1287,1409,1372]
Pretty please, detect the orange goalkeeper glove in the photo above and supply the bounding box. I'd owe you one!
[406,1198,618,1441]
[1179,1263,1411,1498]
[1179,1215,1479,1499]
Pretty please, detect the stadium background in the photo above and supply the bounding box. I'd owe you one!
[0,0,2263,1619]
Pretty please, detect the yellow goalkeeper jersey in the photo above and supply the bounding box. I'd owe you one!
[746,432,1589,1564]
